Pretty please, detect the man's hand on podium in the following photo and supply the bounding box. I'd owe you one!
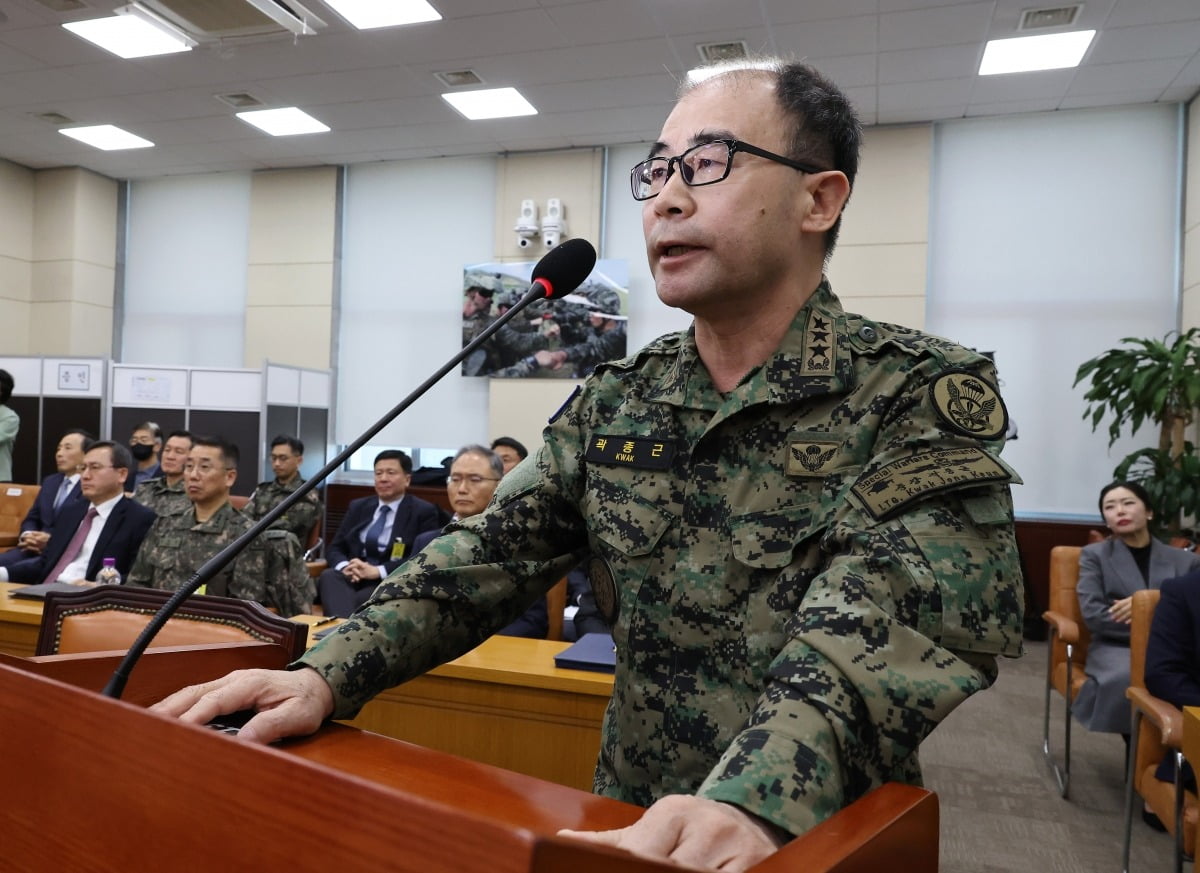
[150,667,335,744]
[558,794,785,872]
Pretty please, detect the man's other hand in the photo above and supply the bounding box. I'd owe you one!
[558,795,785,872]
[150,667,335,745]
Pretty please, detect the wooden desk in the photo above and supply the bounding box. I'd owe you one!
[0,581,47,657]
[0,585,612,789]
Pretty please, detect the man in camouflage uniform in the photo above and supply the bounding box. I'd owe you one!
[128,435,312,614]
[132,429,192,518]
[156,60,1023,871]
[243,434,322,543]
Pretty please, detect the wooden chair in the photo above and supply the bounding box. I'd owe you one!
[35,585,308,659]
[0,483,40,549]
[1042,545,1090,797]
[1122,589,1197,873]
[546,577,568,642]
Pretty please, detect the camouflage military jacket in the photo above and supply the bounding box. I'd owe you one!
[299,282,1024,837]
[244,476,322,542]
[126,501,266,602]
[132,476,190,518]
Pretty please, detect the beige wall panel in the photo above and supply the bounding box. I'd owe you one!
[70,170,118,269]
[1183,286,1199,332]
[28,301,111,356]
[32,169,79,263]
[826,243,927,299]
[0,256,32,304]
[488,377,583,454]
[0,299,30,353]
[839,125,931,247]
[0,160,34,261]
[1184,225,1200,296]
[493,150,602,261]
[834,295,926,330]
[29,260,114,307]
[244,305,331,370]
[246,262,334,307]
[247,167,337,264]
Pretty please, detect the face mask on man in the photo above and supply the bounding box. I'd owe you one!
[130,443,155,461]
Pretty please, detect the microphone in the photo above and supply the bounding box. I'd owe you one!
[100,237,598,699]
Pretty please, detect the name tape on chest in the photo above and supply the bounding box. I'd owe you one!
[851,447,1011,520]
[585,435,674,470]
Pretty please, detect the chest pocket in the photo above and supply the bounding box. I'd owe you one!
[588,487,674,560]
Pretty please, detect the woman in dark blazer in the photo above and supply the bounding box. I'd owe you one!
[1073,481,1200,734]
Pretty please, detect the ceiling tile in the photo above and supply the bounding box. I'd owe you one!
[879,2,994,53]
[1106,0,1200,28]
[772,15,878,59]
[1089,21,1200,65]
[800,54,879,89]
[879,43,982,83]
[1058,90,1165,110]
[964,97,1063,117]
[1068,58,1190,97]
[879,76,974,111]
[544,0,669,45]
[762,0,878,25]
[971,69,1075,103]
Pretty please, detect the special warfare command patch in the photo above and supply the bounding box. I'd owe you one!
[585,435,674,470]
[929,370,1008,440]
[851,447,1012,520]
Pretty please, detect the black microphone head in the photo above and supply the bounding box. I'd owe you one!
[531,238,597,300]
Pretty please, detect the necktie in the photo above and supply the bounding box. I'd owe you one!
[53,478,73,511]
[363,505,391,562]
[44,506,98,583]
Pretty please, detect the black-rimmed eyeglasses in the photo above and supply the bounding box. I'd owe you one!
[630,139,826,201]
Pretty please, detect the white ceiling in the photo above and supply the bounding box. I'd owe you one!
[0,0,1197,180]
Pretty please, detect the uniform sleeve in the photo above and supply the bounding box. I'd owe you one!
[298,451,587,717]
[125,518,163,588]
[695,358,1023,836]
[1076,546,1128,642]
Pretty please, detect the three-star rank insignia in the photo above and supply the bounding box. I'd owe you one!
[929,370,1008,440]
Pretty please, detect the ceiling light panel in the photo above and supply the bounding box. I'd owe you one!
[63,11,195,58]
[60,125,155,150]
[323,0,440,30]
[441,87,536,120]
[979,30,1096,75]
[236,107,330,136]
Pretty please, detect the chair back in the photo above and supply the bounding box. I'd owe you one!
[546,577,568,641]
[36,585,308,659]
[1129,588,1161,691]
[1047,545,1090,671]
[228,494,249,512]
[0,483,40,548]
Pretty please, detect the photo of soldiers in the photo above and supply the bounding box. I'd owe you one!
[459,260,629,379]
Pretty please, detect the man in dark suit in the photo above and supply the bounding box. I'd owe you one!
[318,449,444,617]
[1145,570,1200,792]
[0,428,93,570]
[0,441,156,585]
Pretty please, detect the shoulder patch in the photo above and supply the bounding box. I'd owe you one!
[929,370,1008,439]
[851,447,1012,520]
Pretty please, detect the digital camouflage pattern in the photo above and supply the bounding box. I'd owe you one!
[126,501,268,603]
[132,476,190,518]
[299,282,1024,838]
[244,476,322,542]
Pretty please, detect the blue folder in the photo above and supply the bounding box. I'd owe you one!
[553,632,616,673]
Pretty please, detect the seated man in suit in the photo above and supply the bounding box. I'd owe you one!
[133,429,193,518]
[413,445,547,638]
[244,434,323,542]
[318,449,444,618]
[126,436,271,605]
[0,428,93,569]
[1144,570,1200,805]
[0,441,156,585]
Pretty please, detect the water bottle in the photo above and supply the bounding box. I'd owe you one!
[96,557,121,585]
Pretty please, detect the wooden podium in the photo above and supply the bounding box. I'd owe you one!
[0,646,938,872]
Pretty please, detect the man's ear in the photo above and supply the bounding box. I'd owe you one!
[800,171,851,234]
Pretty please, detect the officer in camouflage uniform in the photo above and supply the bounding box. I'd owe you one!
[127,435,312,613]
[155,60,1023,870]
[244,434,322,543]
[132,429,192,518]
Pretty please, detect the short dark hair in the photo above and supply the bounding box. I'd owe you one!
[271,434,304,455]
[192,435,239,469]
[164,429,193,445]
[0,369,12,405]
[374,449,412,474]
[455,444,504,479]
[61,429,96,453]
[490,436,528,460]
[133,421,163,442]
[88,441,133,472]
[681,59,862,258]
[1098,481,1155,517]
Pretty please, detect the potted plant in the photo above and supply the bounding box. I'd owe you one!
[1074,328,1200,538]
